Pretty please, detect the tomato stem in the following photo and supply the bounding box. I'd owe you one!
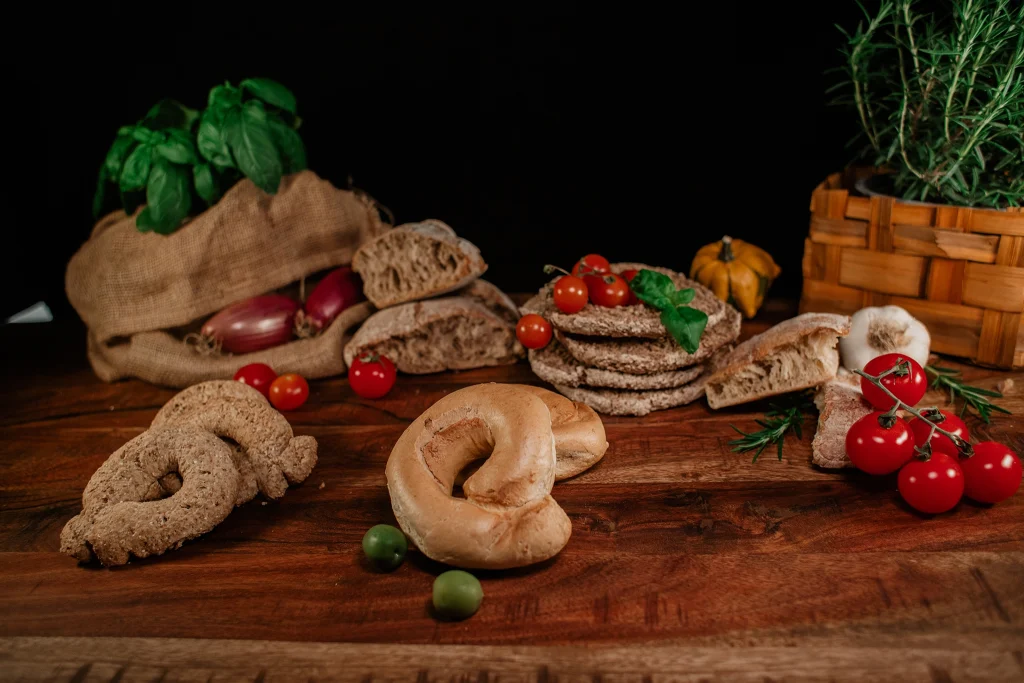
[854,362,974,457]
[543,264,571,277]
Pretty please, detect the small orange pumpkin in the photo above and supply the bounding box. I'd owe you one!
[690,236,781,318]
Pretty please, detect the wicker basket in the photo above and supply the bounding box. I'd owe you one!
[800,168,1024,369]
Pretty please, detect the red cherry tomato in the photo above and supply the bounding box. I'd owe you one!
[584,273,631,308]
[268,373,309,411]
[572,254,610,277]
[898,452,964,514]
[960,442,1022,504]
[861,353,928,410]
[553,275,588,314]
[349,353,397,399]
[908,409,969,457]
[233,363,278,399]
[620,268,640,305]
[845,412,916,475]
[516,314,552,349]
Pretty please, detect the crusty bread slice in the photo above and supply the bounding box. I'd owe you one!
[812,369,872,469]
[529,338,704,390]
[705,313,851,409]
[352,219,487,308]
[555,305,741,375]
[343,297,524,374]
[553,375,709,416]
[455,278,520,327]
[520,263,729,338]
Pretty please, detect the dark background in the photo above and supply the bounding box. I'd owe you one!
[4,5,875,322]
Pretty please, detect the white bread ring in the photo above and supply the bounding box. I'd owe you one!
[386,383,608,569]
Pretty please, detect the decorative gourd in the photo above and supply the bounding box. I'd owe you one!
[689,236,781,318]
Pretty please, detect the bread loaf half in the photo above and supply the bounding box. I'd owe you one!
[343,297,524,374]
[456,278,520,326]
[352,219,487,308]
[705,313,851,409]
[812,369,872,469]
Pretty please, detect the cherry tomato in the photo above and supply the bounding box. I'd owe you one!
[268,373,309,411]
[861,353,928,410]
[908,409,969,457]
[620,268,640,305]
[553,275,588,313]
[898,452,964,514]
[233,363,278,399]
[845,412,916,475]
[960,442,1022,504]
[572,254,610,277]
[349,353,397,399]
[516,314,552,349]
[584,273,631,308]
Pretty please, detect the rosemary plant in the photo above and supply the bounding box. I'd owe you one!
[832,0,1024,207]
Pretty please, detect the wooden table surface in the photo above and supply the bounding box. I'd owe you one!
[2,304,1023,682]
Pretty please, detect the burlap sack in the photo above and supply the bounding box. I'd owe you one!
[66,171,387,387]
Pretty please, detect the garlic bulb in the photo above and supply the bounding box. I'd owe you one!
[839,305,931,372]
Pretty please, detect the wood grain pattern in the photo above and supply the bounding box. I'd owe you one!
[1,310,1023,680]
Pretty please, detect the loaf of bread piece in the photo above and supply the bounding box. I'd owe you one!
[456,278,520,326]
[812,369,872,469]
[343,297,524,374]
[705,313,851,409]
[529,339,704,390]
[520,263,729,338]
[352,220,487,308]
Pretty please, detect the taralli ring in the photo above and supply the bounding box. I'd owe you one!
[59,427,240,567]
[386,383,608,569]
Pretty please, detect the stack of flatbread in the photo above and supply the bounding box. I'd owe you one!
[521,263,742,416]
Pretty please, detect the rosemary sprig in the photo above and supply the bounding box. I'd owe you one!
[729,392,815,463]
[925,363,1010,423]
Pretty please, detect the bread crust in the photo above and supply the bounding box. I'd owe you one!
[352,219,488,308]
[520,263,729,338]
[385,383,607,569]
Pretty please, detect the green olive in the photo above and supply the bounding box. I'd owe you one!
[362,524,407,570]
[432,570,483,620]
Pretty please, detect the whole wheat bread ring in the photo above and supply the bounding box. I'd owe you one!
[386,383,608,569]
[152,380,318,501]
[59,426,240,566]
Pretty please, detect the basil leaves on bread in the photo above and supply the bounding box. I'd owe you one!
[94,79,306,235]
[629,269,708,353]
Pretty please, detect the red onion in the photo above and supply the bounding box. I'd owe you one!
[297,266,365,335]
[200,294,299,354]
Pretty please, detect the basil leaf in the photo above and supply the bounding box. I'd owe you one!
[142,99,199,131]
[92,170,107,219]
[225,100,282,194]
[119,144,152,191]
[155,129,197,165]
[132,126,157,145]
[672,287,696,306]
[661,306,708,354]
[629,269,676,310]
[103,133,136,179]
[268,115,307,173]
[193,163,219,205]
[135,206,157,233]
[197,109,234,169]
[241,78,297,114]
[143,160,191,234]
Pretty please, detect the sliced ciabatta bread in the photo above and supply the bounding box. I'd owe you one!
[705,313,851,409]
[812,369,872,469]
[554,305,741,375]
[529,339,704,390]
[343,297,523,374]
[520,263,729,338]
[455,278,520,326]
[553,375,709,417]
[352,220,487,308]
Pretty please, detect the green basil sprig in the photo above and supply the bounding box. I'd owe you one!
[93,78,307,236]
[628,269,709,353]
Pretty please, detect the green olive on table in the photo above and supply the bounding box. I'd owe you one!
[432,570,483,620]
[362,524,407,570]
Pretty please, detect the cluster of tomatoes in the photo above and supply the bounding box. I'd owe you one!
[234,354,398,409]
[846,353,1021,514]
[517,253,640,351]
